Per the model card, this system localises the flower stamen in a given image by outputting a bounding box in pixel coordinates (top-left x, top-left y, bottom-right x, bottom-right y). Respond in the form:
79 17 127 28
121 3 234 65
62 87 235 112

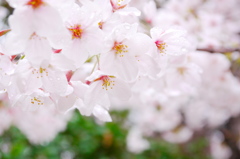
177 67 186 75
155 40 167 54
31 97 44 105
68 25 83 39
112 42 128 57
94 75 116 90
32 67 49 78
26 0 44 9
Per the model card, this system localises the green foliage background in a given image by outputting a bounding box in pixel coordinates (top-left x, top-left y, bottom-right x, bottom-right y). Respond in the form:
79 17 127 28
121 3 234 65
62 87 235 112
0 111 211 159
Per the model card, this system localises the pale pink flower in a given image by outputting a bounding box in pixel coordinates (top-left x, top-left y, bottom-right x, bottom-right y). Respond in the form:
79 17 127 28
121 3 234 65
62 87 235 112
162 126 193 143
3 0 71 59
12 106 71 144
127 127 149 153
84 70 131 115
100 23 155 81
150 26 190 56
61 5 105 67
12 59 69 96
210 131 232 159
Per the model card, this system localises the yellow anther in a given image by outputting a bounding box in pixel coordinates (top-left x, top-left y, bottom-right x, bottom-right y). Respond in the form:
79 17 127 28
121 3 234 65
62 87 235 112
156 41 167 54
112 42 128 57
177 67 187 75
68 25 83 39
26 0 44 9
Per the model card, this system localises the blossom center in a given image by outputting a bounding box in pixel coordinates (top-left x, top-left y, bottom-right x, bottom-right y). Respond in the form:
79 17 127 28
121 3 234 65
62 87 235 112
98 22 104 29
26 0 44 9
155 40 167 53
110 0 127 12
68 25 83 39
32 67 49 78
177 67 187 75
31 97 44 105
117 0 124 6
156 105 162 111
112 42 128 57
94 75 116 90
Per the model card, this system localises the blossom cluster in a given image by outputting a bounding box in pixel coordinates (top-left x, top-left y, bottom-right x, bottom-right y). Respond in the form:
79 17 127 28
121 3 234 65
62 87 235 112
0 0 239 158
123 0 240 157
0 0 195 143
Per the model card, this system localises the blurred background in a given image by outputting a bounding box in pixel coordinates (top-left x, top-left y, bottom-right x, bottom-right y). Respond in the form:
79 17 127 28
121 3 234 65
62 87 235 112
0 110 211 159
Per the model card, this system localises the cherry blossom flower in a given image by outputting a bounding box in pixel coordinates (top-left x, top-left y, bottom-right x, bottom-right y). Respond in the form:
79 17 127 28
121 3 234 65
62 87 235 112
84 70 131 115
61 5 105 68
162 126 193 143
210 131 232 159
127 127 149 153
12 106 71 144
150 26 191 56
11 59 70 96
3 0 71 59
100 23 156 81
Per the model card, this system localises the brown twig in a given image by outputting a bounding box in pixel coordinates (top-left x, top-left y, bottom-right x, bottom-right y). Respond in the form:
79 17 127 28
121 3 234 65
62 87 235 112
197 48 240 54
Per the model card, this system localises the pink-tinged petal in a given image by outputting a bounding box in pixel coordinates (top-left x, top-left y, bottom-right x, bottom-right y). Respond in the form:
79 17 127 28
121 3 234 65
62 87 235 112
84 82 106 109
108 78 131 101
3 32 28 55
8 7 35 35
0 108 12 135
25 35 53 67
83 26 106 56
51 54 76 71
0 54 14 74
127 127 150 153
6 0 29 8
62 40 89 67
14 90 52 111
75 98 90 116
137 54 159 78
116 7 141 16
131 76 151 92
97 93 110 110
42 69 68 95
86 70 105 81
24 69 42 93
7 77 23 105
47 28 72 49
162 28 187 40
150 27 164 40
57 94 76 113
127 33 155 56
113 23 138 42
34 5 65 37
70 63 93 82
117 54 139 82
99 51 118 75
0 73 11 90
71 81 88 99
12 106 69 144
93 105 112 122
